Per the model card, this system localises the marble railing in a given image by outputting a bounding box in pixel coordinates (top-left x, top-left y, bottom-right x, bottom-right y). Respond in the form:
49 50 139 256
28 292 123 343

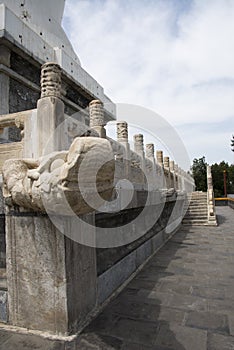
0 62 194 215
0 61 195 336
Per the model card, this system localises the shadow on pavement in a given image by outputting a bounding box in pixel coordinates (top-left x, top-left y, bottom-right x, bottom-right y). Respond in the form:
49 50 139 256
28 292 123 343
77 227 191 349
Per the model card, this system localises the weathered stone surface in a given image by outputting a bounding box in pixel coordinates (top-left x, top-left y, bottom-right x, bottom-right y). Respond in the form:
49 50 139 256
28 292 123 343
163 156 170 169
117 121 128 142
155 323 207 350
0 291 7 322
36 96 65 156
134 134 144 153
98 252 137 304
40 62 62 99
146 143 154 158
64 216 97 333
89 100 106 138
156 150 163 166
6 214 68 334
185 311 229 334
0 331 66 350
3 137 115 215
76 333 123 350
109 317 159 346
0 213 6 268
6 212 97 335
207 165 217 225
0 330 12 346
96 199 177 276
207 332 234 350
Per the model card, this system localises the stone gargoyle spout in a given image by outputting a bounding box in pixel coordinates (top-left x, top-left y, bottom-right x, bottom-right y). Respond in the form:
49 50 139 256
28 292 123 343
2 137 115 215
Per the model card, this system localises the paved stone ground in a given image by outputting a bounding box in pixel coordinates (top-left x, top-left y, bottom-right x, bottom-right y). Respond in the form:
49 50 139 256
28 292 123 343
0 206 234 349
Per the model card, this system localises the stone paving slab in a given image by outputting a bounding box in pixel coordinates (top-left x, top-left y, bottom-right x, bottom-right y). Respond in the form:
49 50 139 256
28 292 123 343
0 206 234 349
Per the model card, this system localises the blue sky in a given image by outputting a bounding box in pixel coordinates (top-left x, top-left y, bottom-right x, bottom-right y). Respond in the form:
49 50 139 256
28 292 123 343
63 0 234 166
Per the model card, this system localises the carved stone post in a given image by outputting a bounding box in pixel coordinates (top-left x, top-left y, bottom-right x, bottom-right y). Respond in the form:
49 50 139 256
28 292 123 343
169 160 175 172
170 160 176 189
146 143 156 187
134 134 145 185
146 143 154 158
40 63 62 99
89 100 106 138
156 150 165 188
163 156 170 170
163 156 170 189
178 167 184 191
134 134 144 153
174 163 179 190
36 62 65 157
156 150 163 167
117 121 128 143
207 165 217 225
117 121 130 178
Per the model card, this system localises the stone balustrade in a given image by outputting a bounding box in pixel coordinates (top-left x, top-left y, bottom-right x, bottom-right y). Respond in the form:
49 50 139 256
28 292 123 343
0 61 195 201
91 114 194 191
0 61 195 337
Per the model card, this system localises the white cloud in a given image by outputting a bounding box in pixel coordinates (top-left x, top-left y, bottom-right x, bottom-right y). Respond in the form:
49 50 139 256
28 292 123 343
63 0 234 165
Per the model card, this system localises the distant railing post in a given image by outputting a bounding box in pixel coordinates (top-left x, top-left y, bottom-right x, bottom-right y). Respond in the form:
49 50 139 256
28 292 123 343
207 165 217 225
174 164 179 190
134 134 145 185
170 160 176 189
146 143 156 188
156 150 165 188
117 121 130 179
163 156 170 189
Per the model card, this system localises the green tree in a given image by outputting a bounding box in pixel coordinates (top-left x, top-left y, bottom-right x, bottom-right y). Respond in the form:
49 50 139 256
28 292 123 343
211 162 234 197
191 157 207 191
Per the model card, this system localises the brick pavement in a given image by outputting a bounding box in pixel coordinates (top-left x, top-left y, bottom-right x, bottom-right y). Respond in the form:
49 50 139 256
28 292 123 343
0 206 234 349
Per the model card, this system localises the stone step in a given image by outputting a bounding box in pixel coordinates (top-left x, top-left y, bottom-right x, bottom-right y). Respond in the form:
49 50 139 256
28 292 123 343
191 194 207 198
182 219 208 225
190 197 207 199
189 200 207 204
184 217 208 222
191 196 207 200
185 213 207 218
186 208 208 213
187 209 208 213
191 191 207 195
188 205 207 209
190 196 207 199
191 193 207 196
187 204 208 208
186 216 208 219
183 192 210 226
190 198 207 202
